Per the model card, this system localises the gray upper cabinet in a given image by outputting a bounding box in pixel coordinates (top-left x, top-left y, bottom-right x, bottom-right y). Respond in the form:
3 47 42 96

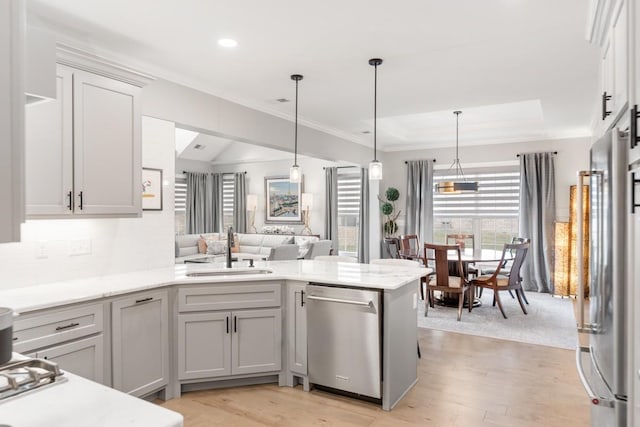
111 290 169 397
25 62 142 218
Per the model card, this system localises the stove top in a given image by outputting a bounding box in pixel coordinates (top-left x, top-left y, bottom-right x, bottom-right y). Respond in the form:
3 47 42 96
0 358 66 401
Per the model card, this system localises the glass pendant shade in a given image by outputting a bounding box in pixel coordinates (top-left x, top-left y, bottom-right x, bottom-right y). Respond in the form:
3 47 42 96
369 160 383 180
289 164 301 183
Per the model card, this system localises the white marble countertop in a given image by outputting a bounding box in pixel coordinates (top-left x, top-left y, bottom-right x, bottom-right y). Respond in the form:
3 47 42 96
0 260 429 314
0 366 183 427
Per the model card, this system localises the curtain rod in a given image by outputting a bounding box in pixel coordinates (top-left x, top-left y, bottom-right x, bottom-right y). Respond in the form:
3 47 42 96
182 171 247 174
404 159 437 164
516 151 557 158
322 166 358 170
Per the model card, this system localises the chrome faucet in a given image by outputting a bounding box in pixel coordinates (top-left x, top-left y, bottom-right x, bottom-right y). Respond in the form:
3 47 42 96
226 226 234 268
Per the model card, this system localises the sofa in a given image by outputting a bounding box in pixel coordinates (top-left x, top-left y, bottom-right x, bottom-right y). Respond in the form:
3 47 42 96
175 233 322 263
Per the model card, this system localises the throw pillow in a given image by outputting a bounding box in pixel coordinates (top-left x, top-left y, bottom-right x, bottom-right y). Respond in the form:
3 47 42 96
231 233 240 253
206 240 227 255
197 236 207 254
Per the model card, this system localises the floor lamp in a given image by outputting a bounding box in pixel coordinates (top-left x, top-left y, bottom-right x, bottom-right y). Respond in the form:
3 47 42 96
301 193 313 235
246 194 257 234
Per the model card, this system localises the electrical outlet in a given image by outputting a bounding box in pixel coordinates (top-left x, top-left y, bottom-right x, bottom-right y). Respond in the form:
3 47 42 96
69 239 91 256
35 242 48 259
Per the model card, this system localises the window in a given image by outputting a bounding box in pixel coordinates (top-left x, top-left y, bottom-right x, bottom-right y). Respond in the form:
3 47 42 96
222 174 235 231
337 169 361 257
433 166 520 250
175 175 187 235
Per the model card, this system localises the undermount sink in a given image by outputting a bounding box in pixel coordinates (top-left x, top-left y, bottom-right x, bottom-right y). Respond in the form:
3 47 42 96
185 269 273 277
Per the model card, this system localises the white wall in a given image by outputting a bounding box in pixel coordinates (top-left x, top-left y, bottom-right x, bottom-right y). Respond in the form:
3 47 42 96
209 157 337 237
0 116 176 290
175 158 215 174
380 136 591 230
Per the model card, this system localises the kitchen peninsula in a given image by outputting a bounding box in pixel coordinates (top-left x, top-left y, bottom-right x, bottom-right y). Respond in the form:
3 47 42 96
0 260 426 414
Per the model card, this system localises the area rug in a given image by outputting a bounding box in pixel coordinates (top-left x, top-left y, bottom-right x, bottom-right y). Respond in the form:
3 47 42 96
417 291 578 350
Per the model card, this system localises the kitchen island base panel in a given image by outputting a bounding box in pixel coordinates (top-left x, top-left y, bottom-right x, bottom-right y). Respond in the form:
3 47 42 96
383 279 419 411
180 374 279 395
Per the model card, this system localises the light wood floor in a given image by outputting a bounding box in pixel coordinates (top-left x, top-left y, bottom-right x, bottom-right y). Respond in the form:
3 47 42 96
158 328 589 426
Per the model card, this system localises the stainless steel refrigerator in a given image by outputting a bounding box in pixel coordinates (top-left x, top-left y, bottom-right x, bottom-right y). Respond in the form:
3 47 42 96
576 128 628 426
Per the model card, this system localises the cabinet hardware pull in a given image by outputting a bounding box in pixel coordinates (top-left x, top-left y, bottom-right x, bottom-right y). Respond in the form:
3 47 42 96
602 92 612 120
67 191 73 211
55 322 80 331
301 290 305 307
12 337 17 341
631 105 639 149
135 297 153 304
234 316 237 333
78 191 84 210
226 316 229 334
632 172 640 214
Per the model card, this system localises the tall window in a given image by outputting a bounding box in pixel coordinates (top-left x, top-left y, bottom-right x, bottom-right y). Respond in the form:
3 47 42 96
175 175 187 235
222 173 235 231
433 166 520 250
337 168 361 257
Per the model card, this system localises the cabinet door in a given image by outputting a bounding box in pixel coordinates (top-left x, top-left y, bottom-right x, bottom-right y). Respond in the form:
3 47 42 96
232 308 281 375
112 291 168 397
603 36 616 127
36 335 104 384
25 65 74 216
73 70 141 216
287 284 307 375
612 0 628 114
177 312 231 380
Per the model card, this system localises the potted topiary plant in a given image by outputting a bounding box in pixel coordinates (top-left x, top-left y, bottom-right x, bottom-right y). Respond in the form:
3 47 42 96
379 187 401 237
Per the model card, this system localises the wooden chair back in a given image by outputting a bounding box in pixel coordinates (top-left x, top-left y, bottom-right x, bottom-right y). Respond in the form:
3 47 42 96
506 241 529 286
423 243 465 288
399 234 420 256
446 234 475 250
383 237 401 259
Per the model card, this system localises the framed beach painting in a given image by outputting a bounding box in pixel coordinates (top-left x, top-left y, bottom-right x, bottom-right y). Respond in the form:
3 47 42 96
142 168 163 211
264 176 303 224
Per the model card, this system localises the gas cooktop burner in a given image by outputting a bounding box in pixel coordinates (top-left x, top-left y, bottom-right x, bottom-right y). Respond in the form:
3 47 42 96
0 358 66 401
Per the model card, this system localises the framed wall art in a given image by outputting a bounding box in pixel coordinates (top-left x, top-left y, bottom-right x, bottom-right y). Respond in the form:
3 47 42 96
264 175 303 224
142 167 163 211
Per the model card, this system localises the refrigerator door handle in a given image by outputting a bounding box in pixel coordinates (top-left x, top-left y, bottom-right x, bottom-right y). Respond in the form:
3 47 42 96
576 346 615 407
576 170 601 334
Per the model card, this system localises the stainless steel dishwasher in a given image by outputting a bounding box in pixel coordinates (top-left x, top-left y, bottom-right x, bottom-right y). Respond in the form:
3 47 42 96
307 284 381 399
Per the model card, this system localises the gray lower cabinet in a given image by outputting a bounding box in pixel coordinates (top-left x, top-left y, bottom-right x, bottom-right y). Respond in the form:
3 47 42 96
111 290 169 397
287 283 307 376
34 335 104 383
177 308 282 380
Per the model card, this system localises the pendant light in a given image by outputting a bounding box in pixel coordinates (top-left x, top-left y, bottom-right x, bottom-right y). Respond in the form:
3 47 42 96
436 111 479 193
289 74 303 183
368 58 383 180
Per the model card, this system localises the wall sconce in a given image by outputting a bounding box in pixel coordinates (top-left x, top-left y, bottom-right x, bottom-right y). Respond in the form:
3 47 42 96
554 184 589 296
301 193 313 235
246 194 258 234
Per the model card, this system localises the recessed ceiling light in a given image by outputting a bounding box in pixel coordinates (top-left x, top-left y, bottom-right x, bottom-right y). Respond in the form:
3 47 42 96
218 38 238 48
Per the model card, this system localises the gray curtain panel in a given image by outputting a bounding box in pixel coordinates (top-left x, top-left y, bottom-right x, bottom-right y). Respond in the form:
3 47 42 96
519 152 556 293
324 167 339 255
211 173 223 232
233 172 247 233
186 172 213 234
357 168 370 263
405 160 434 245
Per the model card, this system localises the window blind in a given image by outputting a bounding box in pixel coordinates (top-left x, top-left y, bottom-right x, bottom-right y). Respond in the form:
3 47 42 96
337 170 361 216
222 174 235 218
433 166 520 217
175 176 187 213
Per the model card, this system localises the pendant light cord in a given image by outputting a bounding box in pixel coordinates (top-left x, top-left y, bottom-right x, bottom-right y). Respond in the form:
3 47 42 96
294 78 299 165
373 63 377 161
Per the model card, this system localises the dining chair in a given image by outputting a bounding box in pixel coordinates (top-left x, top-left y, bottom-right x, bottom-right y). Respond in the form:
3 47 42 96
477 237 530 304
446 234 475 250
399 234 420 258
314 255 358 263
470 241 529 319
383 237 401 259
423 243 473 321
